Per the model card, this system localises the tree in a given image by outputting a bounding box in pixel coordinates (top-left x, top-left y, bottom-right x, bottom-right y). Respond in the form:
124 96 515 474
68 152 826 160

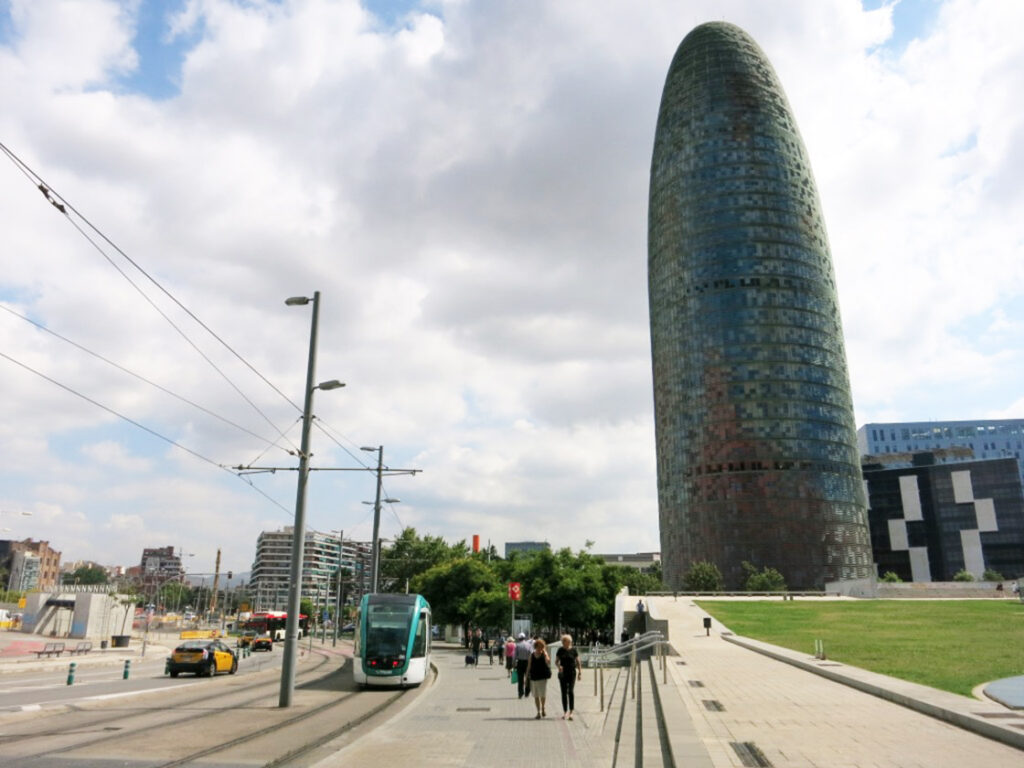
61 565 108 585
742 561 786 592
411 557 500 629
158 581 194 612
379 527 468 593
683 561 723 592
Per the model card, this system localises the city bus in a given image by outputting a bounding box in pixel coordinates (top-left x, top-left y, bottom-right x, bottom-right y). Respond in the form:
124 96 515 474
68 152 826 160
241 611 309 641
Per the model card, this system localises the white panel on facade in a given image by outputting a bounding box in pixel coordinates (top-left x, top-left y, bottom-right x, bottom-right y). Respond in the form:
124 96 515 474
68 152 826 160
960 528 985 578
909 547 932 582
888 519 909 551
898 475 923 521
974 498 998 532
951 470 974 504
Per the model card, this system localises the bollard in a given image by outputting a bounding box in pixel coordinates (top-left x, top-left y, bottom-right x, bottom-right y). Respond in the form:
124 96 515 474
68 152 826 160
164 657 170 676
123 659 131 680
599 666 605 712
66 661 76 686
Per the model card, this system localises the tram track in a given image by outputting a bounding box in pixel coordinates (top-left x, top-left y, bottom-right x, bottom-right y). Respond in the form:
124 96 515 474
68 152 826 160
0 649 338 764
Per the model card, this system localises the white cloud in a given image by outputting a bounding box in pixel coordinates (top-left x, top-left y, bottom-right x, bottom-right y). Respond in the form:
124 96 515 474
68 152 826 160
0 0 1021 573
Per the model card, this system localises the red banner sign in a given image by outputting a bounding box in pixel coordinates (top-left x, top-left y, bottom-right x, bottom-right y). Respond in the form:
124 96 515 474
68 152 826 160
508 582 522 601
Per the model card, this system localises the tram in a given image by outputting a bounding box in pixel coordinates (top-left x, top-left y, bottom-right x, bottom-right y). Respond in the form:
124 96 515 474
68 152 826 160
353 593 431 687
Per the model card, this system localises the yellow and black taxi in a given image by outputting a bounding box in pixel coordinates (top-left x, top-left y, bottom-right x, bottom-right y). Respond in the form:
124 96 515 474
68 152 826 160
237 630 257 649
168 639 238 677
252 633 274 651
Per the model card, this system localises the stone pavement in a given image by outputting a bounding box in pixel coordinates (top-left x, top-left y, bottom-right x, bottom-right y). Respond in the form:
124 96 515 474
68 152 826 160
0 628 174 674
315 643 620 768
649 596 1024 767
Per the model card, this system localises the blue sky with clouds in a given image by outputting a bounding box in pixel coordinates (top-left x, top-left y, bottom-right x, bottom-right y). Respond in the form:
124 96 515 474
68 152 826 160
1 0 1022 576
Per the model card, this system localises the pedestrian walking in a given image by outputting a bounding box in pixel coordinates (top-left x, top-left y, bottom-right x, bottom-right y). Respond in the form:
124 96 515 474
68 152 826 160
526 637 552 719
505 635 516 678
514 632 533 698
556 634 582 720
471 628 482 666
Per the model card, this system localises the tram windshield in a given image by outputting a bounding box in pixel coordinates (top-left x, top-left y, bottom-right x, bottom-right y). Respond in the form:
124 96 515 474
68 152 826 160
365 602 414 658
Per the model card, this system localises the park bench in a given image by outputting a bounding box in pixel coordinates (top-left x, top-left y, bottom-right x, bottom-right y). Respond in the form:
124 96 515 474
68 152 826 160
70 641 93 655
35 642 65 658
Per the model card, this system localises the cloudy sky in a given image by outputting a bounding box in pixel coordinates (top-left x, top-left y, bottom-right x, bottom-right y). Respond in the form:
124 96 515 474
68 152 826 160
1 0 1022 578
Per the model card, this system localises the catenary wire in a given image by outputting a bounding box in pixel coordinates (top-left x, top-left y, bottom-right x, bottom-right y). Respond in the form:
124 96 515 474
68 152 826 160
0 302 288 451
0 140 302 450
0 349 293 516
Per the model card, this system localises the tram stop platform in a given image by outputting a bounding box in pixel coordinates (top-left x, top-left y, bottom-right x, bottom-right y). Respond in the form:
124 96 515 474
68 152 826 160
317 642 624 767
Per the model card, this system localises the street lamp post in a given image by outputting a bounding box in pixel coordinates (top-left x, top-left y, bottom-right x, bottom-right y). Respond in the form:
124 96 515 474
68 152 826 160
359 448 401 594
279 291 344 709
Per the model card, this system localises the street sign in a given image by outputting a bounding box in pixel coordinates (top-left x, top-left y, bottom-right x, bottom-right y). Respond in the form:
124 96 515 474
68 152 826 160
508 582 521 601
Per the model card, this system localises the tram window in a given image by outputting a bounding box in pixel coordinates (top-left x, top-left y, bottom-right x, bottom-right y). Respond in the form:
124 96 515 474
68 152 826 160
412 613 427 657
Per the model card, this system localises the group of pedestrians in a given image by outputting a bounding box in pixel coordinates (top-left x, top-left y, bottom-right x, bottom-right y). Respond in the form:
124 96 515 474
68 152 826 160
505 632 582 720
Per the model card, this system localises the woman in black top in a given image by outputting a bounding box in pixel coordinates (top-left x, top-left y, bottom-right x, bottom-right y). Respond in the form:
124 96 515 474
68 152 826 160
525 637 552 718
555 634 582 719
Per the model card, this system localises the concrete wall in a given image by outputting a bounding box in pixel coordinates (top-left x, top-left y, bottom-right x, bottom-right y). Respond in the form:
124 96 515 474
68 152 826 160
21 592 135 638
875 581 1020 599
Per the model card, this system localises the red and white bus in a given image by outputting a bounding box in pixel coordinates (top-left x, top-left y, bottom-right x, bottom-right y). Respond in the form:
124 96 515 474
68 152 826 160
241 611 309 640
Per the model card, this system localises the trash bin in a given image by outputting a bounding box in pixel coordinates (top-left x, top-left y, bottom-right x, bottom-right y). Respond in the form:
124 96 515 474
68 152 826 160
111 635 131 648
100 640 109 650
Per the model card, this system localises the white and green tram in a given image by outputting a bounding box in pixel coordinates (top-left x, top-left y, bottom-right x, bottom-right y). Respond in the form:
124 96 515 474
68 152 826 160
353 593 431 687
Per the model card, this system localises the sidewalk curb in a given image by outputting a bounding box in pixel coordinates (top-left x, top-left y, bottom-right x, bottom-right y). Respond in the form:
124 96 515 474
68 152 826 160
722 633 1024 752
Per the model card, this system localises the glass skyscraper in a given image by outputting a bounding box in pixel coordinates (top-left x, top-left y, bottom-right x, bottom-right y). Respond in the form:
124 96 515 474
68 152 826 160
648 22 874 589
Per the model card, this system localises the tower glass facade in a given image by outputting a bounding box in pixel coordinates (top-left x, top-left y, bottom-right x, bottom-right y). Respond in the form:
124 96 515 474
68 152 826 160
648 22 874 589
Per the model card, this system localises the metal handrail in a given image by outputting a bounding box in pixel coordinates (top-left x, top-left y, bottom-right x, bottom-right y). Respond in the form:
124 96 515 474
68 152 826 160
586 630 665 667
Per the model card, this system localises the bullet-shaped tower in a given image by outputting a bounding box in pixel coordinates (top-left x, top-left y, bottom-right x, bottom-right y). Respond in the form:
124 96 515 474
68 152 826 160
648 22 874 589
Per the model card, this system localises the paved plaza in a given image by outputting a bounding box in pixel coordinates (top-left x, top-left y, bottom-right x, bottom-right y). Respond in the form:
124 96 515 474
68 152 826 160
3 600 1023 767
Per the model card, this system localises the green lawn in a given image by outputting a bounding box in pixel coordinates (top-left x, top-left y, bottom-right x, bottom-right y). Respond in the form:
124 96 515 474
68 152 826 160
696 600 1024 697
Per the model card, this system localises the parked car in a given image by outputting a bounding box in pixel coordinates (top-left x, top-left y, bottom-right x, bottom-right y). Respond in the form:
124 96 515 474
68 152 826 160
168 639 237 677
252 633 274 651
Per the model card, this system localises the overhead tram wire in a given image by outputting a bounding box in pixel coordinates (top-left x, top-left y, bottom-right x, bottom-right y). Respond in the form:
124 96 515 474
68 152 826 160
0 140 304 449
0 349 290 517
0 302 288 453
60 212 301 456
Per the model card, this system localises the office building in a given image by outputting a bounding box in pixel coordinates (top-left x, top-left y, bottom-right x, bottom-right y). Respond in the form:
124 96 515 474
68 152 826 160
0 538 62 590
858 419 1024 488
250 527 370 611
648 22 874 589
862 453 1024 580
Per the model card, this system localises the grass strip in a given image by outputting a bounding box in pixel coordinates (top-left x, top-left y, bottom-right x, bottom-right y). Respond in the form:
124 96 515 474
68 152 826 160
696 600 1024 697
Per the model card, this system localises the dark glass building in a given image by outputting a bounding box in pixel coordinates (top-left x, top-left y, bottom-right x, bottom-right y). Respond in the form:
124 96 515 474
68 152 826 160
648 22 874 589
863 455 1024 582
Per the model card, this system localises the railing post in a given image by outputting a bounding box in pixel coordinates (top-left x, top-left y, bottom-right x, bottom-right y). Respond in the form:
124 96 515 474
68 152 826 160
631 645 636 700
600 665 605 712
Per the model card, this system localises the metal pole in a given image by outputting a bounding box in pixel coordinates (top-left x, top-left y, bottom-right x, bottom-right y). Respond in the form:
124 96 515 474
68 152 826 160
369 446 384 593
333 531 343 648
279 290 321 708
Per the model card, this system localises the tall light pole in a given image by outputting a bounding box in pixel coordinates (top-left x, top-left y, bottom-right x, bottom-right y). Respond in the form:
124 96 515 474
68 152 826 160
361 446 385 593
332 530 344 647
279 291 344 708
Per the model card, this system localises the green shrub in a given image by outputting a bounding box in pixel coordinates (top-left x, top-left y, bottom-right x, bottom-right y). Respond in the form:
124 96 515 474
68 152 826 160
982 569 1004 581
682 561 723 592
742 561 786 591
952 569 975 582
879 571 902 583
